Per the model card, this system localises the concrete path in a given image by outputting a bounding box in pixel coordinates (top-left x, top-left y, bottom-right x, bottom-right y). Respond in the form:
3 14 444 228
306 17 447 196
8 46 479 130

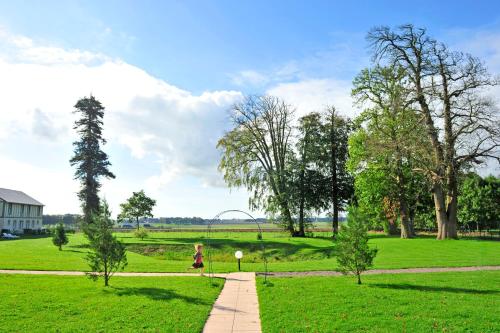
1 265 499 278
203 272 261 333
0 269 227 278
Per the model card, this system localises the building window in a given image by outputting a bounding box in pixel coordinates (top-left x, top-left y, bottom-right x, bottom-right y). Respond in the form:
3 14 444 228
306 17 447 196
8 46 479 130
27 206 31 216
7 220 10 225
38 206 41 216
13 220 17 229
20 221 23 229
8 203 12 216
21 205 25 216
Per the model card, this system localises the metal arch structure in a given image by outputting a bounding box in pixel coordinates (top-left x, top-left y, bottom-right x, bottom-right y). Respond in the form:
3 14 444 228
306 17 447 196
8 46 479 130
206 210 268 285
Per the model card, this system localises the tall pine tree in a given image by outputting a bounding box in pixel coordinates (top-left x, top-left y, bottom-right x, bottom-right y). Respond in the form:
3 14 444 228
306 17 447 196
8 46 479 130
322 107 354 236
70 95 115 230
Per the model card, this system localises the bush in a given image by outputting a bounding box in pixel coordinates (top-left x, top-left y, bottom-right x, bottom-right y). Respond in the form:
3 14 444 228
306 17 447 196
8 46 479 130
337 207 378 284
52 223 69 251
134 227 149 240
86 202 127 287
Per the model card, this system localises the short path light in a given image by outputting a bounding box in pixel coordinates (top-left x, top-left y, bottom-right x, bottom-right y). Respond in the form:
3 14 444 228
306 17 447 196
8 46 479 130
235 250 243 271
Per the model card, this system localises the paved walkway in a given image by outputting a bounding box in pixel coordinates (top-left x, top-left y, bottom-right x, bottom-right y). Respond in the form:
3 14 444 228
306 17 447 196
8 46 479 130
0 269 227 278
203 272 261 333
1 265 499 278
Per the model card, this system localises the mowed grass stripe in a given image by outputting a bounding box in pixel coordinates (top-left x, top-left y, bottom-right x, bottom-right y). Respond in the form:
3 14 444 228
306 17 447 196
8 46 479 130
0 275 223 333
257 271 500 333
0 232 498 272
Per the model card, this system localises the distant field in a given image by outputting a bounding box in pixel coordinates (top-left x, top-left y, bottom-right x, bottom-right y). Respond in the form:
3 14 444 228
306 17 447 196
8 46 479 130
257 271 500 332
0 232 498 272
0 275 223 333
127 222 334 231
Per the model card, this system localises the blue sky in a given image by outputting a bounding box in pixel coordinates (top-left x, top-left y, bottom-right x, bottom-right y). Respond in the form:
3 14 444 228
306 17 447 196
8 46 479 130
0 1 499 217
3 0 500 92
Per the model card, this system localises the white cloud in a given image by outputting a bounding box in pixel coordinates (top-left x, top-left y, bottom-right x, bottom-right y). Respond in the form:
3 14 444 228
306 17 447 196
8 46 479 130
230 69 269 86
267 78 358 118
0 29 243 215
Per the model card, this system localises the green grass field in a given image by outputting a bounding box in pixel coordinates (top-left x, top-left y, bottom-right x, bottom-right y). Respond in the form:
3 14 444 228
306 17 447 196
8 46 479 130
257 271 500 332
0 274 223 332
0 232 498 272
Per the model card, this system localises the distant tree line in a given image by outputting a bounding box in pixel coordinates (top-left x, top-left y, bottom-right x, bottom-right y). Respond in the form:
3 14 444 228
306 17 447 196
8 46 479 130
43 214 81 226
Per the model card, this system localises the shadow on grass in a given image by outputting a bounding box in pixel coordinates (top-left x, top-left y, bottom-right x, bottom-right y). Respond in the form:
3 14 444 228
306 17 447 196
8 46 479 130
109 287 210 304
68 244 90 249
63 249 87 254
370 283 499 295
124 237 337 263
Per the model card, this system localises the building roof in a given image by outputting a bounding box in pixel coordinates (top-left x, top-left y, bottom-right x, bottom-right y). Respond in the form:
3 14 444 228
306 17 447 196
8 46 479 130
0 188 43 206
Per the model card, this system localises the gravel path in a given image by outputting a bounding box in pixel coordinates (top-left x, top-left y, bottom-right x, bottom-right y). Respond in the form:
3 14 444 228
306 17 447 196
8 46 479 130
0 266 498 278
257 265 500 277
0 269 227 278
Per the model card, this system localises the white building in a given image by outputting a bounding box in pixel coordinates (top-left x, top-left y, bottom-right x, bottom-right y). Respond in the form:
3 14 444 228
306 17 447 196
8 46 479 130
0 188 44 233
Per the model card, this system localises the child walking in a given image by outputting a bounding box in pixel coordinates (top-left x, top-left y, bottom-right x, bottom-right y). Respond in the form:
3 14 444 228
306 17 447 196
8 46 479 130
190 244 204 276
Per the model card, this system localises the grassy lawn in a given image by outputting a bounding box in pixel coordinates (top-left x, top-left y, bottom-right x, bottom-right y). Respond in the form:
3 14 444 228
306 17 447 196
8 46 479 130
0 274 223 332
257 271 500 332
0 232 498 272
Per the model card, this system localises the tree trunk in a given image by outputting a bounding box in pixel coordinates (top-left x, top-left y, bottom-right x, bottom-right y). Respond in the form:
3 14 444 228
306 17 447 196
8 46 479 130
281 202 296 236
297 157 306 237
357 273 361 285
399 202 413 239
104 261 109 286
58 245 62 251
409 211 416 236
386 219 398 235
330 113 339 236
333 200 339 236
433 183 458 240
136 217 140 231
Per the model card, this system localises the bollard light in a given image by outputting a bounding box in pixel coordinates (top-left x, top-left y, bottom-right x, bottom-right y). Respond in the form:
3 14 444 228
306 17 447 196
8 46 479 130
235 251 243 271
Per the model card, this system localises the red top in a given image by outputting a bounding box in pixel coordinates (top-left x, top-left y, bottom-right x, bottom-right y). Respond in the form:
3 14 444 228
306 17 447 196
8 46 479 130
195 252 203 264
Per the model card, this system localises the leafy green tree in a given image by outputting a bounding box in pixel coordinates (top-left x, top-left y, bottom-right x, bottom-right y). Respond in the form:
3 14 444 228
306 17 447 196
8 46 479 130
459 173 500 231
52 223 69 251
86 201 127 287
368 25 500 239
321 107 354 235
134 227 149 240
290 112 327 236
118 190 156 230
336 207 378 284
351 65 431 238
70 95 115 229
218 95 296 235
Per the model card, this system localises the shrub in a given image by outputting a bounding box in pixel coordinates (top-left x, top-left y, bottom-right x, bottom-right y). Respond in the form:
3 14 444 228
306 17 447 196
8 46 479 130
86 202 127 287
134 227 149 240
52 223 69 251
337 207 378 284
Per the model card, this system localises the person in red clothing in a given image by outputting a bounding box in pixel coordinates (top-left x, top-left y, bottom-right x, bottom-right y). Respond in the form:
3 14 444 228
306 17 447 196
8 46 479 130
190 244 204 276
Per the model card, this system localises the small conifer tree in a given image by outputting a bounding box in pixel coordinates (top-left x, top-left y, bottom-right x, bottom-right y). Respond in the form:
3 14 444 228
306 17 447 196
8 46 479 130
337 207 377 284
86 201 127 286
52 223 69 251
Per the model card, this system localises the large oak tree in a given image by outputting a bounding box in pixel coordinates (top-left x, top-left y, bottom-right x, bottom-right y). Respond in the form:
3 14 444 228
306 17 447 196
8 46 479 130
218 95 296 235
368 25 500 239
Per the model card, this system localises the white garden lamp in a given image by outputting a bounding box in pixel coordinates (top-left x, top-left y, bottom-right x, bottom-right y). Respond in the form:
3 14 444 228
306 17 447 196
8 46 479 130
235 250 243 271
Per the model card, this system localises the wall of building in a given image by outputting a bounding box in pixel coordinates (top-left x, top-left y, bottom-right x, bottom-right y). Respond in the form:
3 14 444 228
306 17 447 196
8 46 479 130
0 203 43 233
